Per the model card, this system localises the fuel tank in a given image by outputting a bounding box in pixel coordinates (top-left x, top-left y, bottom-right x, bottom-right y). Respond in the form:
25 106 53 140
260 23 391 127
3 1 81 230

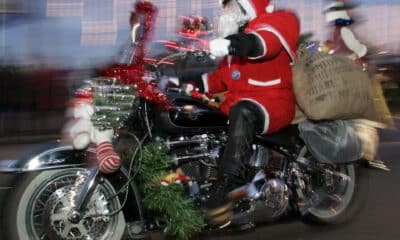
153 92 228 136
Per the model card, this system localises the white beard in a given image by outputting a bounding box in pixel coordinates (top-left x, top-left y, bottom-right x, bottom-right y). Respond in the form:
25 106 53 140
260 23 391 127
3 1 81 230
217 1 250 38
218 14 241 38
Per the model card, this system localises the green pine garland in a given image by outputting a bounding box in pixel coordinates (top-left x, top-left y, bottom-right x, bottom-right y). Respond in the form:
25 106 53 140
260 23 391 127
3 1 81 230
123 143 205 239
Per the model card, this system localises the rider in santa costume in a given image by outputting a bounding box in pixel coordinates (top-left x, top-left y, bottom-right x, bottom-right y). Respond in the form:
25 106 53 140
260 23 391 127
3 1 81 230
191 0 300 224
205 0 299 134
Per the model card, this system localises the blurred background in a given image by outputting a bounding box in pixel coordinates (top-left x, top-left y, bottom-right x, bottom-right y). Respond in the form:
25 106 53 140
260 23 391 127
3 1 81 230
0 0 399 143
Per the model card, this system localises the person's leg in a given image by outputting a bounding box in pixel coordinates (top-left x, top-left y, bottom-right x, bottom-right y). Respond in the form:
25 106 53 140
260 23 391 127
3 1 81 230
219 101 264 180
203 101 264 224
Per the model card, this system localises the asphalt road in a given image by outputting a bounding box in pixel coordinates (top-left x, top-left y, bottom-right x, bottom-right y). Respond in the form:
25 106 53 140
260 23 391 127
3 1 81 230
0 138 399 240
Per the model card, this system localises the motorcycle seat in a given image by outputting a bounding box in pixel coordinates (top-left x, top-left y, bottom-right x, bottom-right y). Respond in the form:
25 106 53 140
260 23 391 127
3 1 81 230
255 124 299 152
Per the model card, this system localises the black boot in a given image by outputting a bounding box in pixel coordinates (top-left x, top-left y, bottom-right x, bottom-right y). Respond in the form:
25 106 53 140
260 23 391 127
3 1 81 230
201 174 244 225
220 101 264 178
202 101 264 225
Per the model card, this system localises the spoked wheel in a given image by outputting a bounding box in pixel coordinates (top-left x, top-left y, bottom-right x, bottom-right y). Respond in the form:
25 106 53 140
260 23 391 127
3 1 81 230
303 163 369 224
4 168 126 240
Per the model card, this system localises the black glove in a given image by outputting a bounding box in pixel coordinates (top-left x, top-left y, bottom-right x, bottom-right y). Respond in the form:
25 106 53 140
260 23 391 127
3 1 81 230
225 33 263 58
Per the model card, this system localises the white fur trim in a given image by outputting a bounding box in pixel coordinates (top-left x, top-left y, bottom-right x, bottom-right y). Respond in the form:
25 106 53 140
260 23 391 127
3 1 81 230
210 38 231 57
66 103 94 119
201 73 209 93
238 0 257 20
91 128 113 144
69 119 93 149
256 25 296 63
266 4 275 13
325 10 351 23
248 78 281 87
72 133 90 150
324 1 344 11
240 98 270 134
341 27 367 58
248 31 267 59
356 45 367 58
70 119 93 136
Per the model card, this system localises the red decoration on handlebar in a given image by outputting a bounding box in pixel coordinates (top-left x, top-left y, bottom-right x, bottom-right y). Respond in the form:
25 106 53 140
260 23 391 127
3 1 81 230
102 1 173 110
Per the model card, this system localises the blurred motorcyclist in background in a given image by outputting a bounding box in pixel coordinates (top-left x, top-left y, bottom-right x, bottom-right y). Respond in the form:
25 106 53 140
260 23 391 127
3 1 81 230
323 0 367 64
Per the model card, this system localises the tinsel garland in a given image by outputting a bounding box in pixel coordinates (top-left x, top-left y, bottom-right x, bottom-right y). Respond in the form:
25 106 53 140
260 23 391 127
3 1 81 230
102 1 173 111
122 143 205 239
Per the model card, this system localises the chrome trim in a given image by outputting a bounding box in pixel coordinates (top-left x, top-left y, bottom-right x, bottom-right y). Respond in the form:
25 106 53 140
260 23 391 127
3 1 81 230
0 145 94 173
369 160 390 172
0 164 87 173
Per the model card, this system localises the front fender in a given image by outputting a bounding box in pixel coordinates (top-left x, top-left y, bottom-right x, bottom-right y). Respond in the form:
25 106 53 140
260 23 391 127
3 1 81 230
0 141 90 173
0 141 145 222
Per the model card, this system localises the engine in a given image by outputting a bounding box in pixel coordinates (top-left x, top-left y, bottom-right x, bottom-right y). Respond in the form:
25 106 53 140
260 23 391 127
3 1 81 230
163 133 227 181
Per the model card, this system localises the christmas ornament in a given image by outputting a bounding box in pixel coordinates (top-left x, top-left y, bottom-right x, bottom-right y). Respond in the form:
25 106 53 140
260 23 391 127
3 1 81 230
63 90 95 150
160 169 190 186
123 143 205 239
96 141 121 174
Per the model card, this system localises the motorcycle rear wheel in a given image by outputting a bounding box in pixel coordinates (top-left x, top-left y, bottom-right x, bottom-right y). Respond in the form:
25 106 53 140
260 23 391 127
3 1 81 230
3 168 126 240
302 163 369 225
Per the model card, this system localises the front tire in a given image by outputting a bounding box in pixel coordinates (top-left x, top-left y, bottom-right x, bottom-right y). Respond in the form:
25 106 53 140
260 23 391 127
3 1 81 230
303 164 369 225
3 168 126 240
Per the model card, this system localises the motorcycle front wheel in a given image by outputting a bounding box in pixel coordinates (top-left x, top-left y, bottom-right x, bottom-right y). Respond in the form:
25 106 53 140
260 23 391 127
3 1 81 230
3 168 126 240
302 163 369 225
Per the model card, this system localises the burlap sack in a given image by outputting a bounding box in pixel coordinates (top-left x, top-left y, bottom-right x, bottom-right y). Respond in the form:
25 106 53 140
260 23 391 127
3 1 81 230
365 75 395 128
349 119 382 162
291 105 307 124
293 51 375 121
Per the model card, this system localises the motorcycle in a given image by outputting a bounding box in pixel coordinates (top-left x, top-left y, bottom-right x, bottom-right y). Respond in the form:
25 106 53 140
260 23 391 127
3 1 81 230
0 1 388 240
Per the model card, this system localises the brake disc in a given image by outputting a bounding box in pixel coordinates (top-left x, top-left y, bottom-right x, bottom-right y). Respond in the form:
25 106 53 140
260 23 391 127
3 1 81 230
44 186 111 240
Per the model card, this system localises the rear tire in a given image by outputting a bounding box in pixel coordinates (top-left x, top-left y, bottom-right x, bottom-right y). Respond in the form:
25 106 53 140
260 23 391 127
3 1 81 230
303 164 369 225
3 168 126 240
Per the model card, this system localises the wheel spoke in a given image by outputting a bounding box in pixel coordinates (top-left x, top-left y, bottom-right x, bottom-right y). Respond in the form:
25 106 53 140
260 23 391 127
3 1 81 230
24 169 122 240
36 199 46 207
307 164 356 219
328 193 343 203
40 233 47 240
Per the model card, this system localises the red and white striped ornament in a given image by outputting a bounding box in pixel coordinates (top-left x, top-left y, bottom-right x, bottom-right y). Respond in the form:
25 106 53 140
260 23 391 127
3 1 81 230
96 141 121 174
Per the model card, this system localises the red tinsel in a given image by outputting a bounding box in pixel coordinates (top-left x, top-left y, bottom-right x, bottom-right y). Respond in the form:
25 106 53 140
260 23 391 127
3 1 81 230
189 90 204 100
102 1 172 110
74 90 93 101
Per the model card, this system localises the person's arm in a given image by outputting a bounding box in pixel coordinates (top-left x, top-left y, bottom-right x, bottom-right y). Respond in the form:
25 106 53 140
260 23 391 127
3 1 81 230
209 33 264 58
180 60 228 94
341 27 367 58
242 13 300 62
225 33 264 57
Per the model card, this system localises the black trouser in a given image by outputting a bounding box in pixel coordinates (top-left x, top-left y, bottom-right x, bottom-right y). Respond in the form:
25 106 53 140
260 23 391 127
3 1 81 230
219 101 264 180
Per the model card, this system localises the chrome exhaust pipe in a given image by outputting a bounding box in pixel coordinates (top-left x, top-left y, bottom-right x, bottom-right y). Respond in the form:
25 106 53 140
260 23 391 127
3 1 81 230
170 153 210 168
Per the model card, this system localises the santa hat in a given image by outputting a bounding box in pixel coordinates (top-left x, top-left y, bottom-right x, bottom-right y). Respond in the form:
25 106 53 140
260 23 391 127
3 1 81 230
221 0 274 20
324 1 357 23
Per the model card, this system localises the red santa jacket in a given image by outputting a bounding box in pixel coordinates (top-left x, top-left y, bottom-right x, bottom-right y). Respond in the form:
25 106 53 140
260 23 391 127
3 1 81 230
202 9 300 134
